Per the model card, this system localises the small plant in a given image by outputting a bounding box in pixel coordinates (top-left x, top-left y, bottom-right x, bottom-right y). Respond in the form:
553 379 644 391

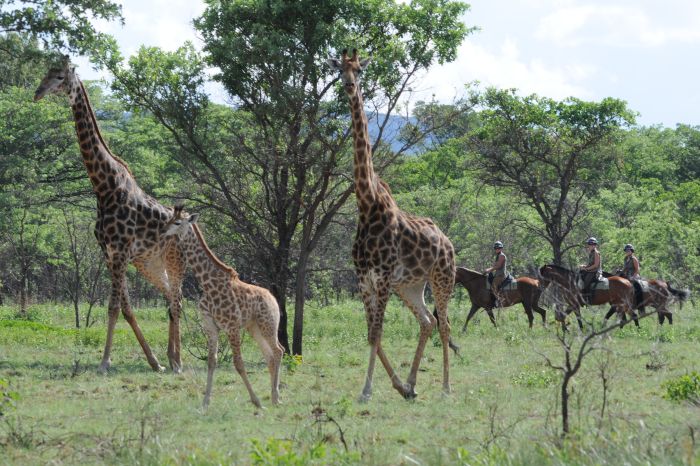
662 371 700 403
0 379 19 417
283 354 303 374
249 438 358 465
511 366 555 388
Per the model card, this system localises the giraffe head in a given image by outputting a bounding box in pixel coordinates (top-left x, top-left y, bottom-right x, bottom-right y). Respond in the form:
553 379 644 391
327 49 370 95
164 212 200 239
34 55 77 101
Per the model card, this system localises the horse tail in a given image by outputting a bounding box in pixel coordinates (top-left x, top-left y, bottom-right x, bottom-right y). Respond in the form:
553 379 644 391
667 283 690 304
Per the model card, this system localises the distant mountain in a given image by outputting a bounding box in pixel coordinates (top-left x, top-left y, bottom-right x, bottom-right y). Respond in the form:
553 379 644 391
367 113 416 154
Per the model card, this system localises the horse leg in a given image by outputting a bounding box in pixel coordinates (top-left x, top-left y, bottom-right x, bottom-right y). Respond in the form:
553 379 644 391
605 306 614 320
485 308 497 327
462 304 481 333
522 304 534 329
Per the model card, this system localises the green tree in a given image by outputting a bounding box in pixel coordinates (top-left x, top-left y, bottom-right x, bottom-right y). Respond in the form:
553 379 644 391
0 0 122 60
108 0 473 354
468 88 635 265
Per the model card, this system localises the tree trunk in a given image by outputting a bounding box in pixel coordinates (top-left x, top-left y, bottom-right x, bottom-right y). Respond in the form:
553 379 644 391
19 271 28 317
73 300 81 329
552 235 564 266
292 251 311 355
561 373 571 435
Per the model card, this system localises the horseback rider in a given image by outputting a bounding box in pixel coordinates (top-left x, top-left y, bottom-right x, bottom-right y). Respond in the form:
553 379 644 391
620 244 641 280
579 237 602 303
485 241 507 305
619 243 643 311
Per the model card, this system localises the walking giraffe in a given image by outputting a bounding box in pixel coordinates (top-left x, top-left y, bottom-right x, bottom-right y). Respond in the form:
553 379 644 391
34 57 184 373
163 208 283 408
328 49 455 401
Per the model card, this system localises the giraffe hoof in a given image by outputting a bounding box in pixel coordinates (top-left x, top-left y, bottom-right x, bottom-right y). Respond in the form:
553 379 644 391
97 361 111 374
152 364 166 373
358 392 372 403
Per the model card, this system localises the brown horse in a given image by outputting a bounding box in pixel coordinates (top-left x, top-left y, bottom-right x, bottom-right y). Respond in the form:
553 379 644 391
539 264 635 329
602 274 690 326
455 267 547 332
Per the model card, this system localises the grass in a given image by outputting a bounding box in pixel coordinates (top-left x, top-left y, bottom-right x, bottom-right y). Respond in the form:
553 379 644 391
0 298 698 465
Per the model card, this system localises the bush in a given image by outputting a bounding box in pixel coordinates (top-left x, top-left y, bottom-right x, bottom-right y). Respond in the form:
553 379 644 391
662 371 700 403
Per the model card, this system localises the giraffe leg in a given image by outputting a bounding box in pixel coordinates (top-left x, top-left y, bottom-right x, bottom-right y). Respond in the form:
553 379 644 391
99 261 124 373
164 244 185 373
119 276 164 372
134 248 184 373
201 312 218 409
396 283 436 394
228 328 261 408
360 284 405 401
432 276 453 395
249 322 284 405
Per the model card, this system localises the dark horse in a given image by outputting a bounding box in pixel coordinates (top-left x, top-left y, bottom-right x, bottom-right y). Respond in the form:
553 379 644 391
602 273 690 326
539 264 635 329
455 267 547 332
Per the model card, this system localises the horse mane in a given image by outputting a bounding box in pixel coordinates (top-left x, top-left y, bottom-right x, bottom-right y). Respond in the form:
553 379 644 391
542 263 575 276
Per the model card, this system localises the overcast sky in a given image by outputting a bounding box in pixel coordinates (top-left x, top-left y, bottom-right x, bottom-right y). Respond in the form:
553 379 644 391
76 0 700 127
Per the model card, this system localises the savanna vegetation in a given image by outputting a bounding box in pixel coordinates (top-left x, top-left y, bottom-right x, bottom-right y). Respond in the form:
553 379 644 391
1 0 698 464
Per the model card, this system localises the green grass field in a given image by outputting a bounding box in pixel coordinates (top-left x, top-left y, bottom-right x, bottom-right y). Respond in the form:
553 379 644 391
1 297 698 465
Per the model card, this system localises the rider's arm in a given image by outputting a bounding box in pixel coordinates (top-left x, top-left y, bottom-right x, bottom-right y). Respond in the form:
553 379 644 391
584 251 600 271
633 256 640 276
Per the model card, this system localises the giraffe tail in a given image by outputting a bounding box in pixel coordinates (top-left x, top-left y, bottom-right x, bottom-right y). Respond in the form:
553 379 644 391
432 308 460 357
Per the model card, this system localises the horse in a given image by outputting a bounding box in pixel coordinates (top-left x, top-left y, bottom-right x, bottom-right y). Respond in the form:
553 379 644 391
538 264 635 329
454 266 547 332
602 272 690 326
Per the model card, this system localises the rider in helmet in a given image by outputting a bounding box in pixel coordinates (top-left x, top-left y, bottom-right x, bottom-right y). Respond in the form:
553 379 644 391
579 237 602 303
620 244 641 280
485 241 507 305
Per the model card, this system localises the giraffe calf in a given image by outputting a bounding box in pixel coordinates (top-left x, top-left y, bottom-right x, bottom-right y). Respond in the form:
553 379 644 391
164 213 283 408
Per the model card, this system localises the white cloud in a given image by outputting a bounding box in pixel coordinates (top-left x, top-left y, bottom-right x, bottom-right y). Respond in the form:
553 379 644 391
536 3 700 47
418 38 595 104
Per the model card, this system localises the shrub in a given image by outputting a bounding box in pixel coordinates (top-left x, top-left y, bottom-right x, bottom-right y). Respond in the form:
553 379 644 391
662 371 700 403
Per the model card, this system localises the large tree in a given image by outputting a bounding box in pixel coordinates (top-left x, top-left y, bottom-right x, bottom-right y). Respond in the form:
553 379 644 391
468 88 635 265
107 0 473 354
0 0 122 59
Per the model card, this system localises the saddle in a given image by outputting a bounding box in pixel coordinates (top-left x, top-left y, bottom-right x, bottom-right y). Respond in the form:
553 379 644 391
487 273 516 291
576 275 609 290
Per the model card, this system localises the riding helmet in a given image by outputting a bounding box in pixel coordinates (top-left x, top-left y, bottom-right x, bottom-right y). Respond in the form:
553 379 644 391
623 243 634 252
585 237 598 245
494 241 504 249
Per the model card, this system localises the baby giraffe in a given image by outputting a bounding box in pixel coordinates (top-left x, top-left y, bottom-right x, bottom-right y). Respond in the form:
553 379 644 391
164 211 283 408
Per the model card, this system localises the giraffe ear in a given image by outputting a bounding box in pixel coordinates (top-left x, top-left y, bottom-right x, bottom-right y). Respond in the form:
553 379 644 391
187 213 200 224
359 57 371 70
326 58 342 72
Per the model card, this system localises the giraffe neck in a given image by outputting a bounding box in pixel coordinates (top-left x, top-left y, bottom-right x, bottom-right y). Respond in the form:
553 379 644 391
349 89 377 209
68 78 134 192
181 224 238 285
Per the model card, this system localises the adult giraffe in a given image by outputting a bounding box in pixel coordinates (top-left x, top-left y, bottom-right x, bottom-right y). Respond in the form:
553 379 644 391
34 57 184 373
328 49 455 401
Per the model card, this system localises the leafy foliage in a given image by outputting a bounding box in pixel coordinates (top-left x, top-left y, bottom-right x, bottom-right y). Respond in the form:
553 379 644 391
662 371 700 403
